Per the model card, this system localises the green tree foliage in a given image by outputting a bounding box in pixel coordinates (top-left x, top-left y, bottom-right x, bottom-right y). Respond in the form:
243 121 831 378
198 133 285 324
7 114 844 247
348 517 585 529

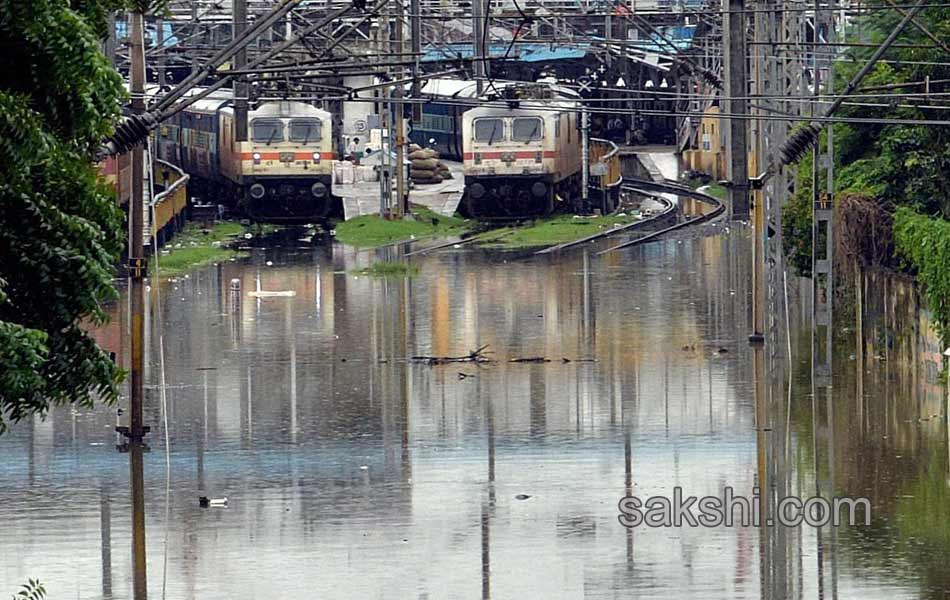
782 6 950 272
0 0 127 432
10 580 46 600
832 7 950 214
894 207 950 347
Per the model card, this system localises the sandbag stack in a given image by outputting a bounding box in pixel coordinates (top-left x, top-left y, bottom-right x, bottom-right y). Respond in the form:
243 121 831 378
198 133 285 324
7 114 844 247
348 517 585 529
409 144 452 185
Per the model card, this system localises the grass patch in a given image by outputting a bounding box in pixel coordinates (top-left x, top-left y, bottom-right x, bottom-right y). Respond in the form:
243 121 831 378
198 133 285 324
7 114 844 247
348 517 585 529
482 213 642 248
334 205 470 247
152 220 247 277
351 261 419 278
699 182 727 200
684 174 727 201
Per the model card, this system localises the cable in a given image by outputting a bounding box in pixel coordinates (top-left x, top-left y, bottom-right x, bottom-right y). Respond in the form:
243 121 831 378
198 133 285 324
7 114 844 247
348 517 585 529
779 0 932 165
145 137 172 600
298 92 950 126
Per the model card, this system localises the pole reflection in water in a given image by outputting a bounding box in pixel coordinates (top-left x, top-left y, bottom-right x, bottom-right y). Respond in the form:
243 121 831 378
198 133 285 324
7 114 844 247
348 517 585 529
100 485 112 599
130 437 147 600
3 230 950 599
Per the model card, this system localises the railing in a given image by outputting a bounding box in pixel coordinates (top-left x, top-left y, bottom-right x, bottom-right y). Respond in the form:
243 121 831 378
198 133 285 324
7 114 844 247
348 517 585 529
589 137 623 188
149 159 189 244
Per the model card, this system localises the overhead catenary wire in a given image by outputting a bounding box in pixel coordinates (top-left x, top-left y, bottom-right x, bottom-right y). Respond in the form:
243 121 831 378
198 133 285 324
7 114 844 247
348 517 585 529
268 92 950 127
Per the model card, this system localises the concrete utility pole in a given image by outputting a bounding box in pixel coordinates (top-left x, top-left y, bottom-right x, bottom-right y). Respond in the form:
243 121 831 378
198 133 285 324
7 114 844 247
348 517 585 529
378 12 392 218
155 16 165 87
126 10 149 600
473 0 486 95
394 0 407 218
722 0 750 219
105 12 117 67
410 0 422 124
581 105 590 213
234 0 249 141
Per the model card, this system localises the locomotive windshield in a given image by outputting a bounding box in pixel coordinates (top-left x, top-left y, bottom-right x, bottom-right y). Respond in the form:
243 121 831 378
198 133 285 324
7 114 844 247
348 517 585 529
512 117 542 142
251 119 284 144
473 118 504 144
289 119 322 144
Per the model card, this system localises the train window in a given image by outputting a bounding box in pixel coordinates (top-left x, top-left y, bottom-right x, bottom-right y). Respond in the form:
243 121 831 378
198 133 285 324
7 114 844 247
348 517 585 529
289 119 322 143
251 119 284 144
511 117 542 142
473 118 504 144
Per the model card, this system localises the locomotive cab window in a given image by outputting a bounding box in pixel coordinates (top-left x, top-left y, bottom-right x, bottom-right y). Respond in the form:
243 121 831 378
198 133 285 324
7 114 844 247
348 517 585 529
251 119 285 144
289 119 322 144
473 118 504 144
512 117 542 142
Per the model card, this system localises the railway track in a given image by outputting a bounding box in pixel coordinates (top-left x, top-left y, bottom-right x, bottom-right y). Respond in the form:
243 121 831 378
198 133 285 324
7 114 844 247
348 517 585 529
534 184 676 254
596 178 725 255
376 177 724 257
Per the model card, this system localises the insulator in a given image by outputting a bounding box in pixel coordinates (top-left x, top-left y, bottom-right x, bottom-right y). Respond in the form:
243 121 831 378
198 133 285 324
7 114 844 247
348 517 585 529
700 69 723 89
101 112 159 156
779 123 821 166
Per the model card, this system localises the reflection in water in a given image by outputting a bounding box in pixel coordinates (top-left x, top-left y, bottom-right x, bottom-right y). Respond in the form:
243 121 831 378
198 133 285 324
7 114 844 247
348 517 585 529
0 231 946 599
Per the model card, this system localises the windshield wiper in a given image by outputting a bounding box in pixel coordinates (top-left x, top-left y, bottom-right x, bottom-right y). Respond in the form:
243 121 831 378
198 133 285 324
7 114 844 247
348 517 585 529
266 127 278 146
488 124 498 146
525 122 538 144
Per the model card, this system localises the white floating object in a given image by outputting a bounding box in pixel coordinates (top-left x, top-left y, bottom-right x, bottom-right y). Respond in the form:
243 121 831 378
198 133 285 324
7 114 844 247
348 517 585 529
453 244 461 249
359 465 369 470
200 496 229 508
266 261 274 266
244 233 253 239
248 290 296 298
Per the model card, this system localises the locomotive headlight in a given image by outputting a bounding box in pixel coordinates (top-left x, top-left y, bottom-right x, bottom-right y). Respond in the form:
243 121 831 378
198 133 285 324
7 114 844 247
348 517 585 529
312 152 321 163
469 183 486 200
252 152 262 164
474 152 482 165
311 182 328 197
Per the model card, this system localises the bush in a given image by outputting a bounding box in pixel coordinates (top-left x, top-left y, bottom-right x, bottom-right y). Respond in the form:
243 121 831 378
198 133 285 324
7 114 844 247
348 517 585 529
893 207 950 347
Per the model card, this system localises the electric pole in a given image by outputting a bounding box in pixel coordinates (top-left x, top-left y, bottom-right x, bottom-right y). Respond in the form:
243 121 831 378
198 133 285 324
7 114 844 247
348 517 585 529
127 9 149 600
410 0 422 124
722 0 750 219
156 16 165 87
581 104 590 213
394 0 407 217
378 12 392 218
234 0 249 141
473 0 486 95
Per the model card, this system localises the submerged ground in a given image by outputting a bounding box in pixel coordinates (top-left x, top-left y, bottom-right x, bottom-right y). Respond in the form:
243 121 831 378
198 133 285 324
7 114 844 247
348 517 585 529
0 227 946 599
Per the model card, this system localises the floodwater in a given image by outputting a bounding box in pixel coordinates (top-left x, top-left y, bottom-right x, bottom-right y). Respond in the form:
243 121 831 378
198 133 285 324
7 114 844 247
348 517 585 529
1 227 948 599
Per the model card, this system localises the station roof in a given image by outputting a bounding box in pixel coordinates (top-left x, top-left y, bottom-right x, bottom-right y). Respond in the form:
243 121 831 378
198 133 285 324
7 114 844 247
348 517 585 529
421 42 592 64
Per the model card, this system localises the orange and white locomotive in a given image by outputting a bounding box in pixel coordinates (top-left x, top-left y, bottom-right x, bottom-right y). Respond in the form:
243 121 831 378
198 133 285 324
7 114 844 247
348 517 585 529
156 89 338 223
461 84 582 219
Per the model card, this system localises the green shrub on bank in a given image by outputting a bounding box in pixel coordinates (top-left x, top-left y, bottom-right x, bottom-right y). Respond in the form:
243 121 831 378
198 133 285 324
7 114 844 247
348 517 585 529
894 207 950 347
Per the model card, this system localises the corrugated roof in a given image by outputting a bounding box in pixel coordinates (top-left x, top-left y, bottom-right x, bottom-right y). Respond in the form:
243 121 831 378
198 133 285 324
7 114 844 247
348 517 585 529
422 42 591 63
